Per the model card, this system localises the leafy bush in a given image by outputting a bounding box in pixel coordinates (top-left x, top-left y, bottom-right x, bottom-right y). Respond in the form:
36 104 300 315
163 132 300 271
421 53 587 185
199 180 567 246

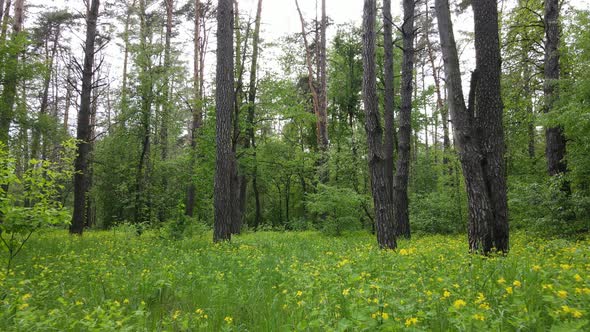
0 141 73 272
509 175 590 237
306 185 366 236
410 190 467 235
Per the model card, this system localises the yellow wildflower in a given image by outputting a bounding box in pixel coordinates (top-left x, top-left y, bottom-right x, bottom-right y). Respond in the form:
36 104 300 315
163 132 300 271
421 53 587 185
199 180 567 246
505 287 513 295
479 302 491 310
497 277 506 284
18 303 29 310
442 290 451 299
21 293 32 301
172 310 181 320
453 299 467 309
475 292 486 304
382 312 389 320
224 316 233 324
472 313 485 321
342 288 350 296
296 290 303 297
513 280 521 288
532 265 541 271
557 290 568 299
574 274 583 282
405 317 418 327
572 309 583 318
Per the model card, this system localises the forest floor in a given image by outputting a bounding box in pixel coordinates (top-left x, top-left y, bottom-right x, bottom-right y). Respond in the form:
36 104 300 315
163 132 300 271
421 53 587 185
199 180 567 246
0 229 589 331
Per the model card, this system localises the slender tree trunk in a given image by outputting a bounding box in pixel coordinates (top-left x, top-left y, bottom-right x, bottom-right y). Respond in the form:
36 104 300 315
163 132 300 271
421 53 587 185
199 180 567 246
214 0 235 242
247 0 263 228
0 0 23 146
71 0 99 235
383 0 395 201
31 25 60 161
362 0 396 250
161 0 173 161
543 0 567 181
185 0 202 217
392 0 414 239
295 0 321 150
134 0 154 226
120 0 136 116
0 0 12 43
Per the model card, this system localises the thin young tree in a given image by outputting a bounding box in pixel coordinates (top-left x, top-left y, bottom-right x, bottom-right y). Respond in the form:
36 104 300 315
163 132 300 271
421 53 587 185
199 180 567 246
362 0 396 250
214 0 235 242
71 0 100 235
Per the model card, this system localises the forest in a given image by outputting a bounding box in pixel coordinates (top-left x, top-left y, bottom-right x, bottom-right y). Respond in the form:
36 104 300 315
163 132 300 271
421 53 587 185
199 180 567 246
0 0 589 330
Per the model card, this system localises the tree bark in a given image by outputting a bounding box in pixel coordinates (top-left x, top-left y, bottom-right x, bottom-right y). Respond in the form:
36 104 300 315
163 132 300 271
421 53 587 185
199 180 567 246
383 0 395 201
435 0 509 254
71 0 99 235
543 0 567 180
392 0 415 239
362 0 396 250
214 0 234 242
472 0 509 252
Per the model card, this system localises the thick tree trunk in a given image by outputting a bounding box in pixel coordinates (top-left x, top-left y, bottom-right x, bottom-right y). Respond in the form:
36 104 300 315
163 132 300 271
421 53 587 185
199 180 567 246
472 0 509 252
543 0 567 180
392 0 415 239
383 0 395 201
186 0 202 218
71 0 99 235
436 0 508 254
214 0 234 242
362 0 396 250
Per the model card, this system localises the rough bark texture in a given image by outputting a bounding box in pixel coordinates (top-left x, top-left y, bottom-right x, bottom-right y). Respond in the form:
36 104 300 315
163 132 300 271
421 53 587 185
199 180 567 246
383 0 395 201
543 0 567 179
472 0 509 252
435 0 508 254
161 0 173 161
185 0 202 218
393 0 415 239
214 0 234 242
71 0 99 235
362 0 396 250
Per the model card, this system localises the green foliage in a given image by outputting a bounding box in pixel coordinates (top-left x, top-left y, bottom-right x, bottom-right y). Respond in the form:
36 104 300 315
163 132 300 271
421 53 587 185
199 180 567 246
1 230 589 330
509 175 590 237
0 141 73 272
306 185 367 236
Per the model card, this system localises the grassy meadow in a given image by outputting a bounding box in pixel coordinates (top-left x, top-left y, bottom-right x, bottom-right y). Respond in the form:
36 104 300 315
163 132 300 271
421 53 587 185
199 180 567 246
0 229 589 331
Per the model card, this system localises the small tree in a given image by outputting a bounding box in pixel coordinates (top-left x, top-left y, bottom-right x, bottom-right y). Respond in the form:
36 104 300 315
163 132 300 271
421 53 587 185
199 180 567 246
0 141 73 273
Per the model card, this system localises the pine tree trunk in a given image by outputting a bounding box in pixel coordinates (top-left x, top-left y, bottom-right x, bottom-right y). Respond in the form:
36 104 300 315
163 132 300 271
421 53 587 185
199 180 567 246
71 0 99 235
214 0 235 242
393 0 415 239
383 0 395 201
472 0 509 252
436 0 509 254
362 0 396 250
543 0 567 181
